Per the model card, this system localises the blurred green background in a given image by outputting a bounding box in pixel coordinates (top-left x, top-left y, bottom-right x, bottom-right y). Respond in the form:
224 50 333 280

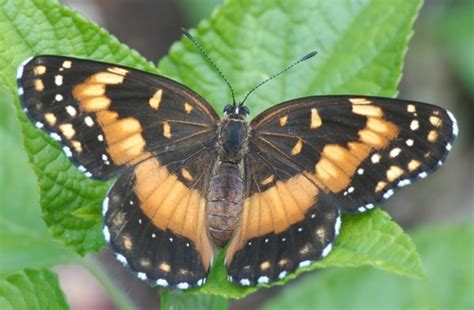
0 0 472 309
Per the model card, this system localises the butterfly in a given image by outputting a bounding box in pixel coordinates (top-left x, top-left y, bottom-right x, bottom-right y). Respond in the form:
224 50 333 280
17 48 458 289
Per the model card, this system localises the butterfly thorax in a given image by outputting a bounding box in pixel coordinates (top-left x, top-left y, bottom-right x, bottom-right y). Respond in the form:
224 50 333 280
218 118 249 162
207 118 249 247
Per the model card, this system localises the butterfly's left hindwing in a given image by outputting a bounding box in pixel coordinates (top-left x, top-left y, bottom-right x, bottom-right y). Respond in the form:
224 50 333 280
104 152 217 289
226 96 457 285
17 55 221 289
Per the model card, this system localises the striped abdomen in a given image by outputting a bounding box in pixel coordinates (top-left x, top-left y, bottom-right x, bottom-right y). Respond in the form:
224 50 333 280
207 162 244 247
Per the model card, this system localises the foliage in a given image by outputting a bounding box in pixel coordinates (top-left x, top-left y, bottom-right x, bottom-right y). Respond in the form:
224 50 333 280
0 269 68 309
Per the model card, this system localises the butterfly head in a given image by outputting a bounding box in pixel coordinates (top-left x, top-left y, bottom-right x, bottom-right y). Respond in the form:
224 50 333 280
223 104 249 120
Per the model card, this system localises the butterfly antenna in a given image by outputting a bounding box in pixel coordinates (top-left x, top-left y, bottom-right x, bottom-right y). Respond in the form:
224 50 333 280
181 28 237 106
239 51 317 107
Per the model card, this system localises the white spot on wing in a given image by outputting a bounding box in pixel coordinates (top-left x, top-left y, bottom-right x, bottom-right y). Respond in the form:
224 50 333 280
278 271 287 279
62 146 72 157
18 87 24 95
97 134 104 141
371 153 381 164
35 121 44 129
358 206 366 212
84 116 94 127
65 105 77 116
383 189 394 199
240 279 251 286
85 171 92 178
17 56 33 79
137 272 147 281
55 94 63 101
446 143 452 151
257 276 269 284
418 171 428 179
116 254 127 266
357 168 364 175
410 119 419 131
102 226 110 242
406 139 414 147
398 179 411 187
335 215 341 235
298 260 311 268
102 197 109 216
321 244 333 257
50 133 61 141
156 279 168 287
447 110 459 136
54 75 63 86
389 147 402 158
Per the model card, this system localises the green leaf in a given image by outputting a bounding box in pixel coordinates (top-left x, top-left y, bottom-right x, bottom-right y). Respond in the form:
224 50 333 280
0 86 78 276
0 269 69 309
160 0 423 115
0 0 424 299
161 290 228 310
0 85 16 134
261 223 474 309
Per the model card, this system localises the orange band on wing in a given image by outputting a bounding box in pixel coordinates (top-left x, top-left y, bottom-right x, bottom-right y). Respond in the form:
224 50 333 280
133 158 213 267
226 174 318 263
305 115 399 193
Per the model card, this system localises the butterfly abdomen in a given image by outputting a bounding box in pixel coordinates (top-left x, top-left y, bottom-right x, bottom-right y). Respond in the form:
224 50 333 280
207 162 244 247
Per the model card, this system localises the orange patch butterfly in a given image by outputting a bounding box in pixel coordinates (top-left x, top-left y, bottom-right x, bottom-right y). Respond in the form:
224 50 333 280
17 34 457 289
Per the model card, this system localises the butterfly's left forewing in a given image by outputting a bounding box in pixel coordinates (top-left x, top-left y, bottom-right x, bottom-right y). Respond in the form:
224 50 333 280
18 55 218 179
226 96 457 285
17 56 220 288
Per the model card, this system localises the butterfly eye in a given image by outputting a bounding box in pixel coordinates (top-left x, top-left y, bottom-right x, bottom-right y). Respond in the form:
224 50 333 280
240 106 249 115
223 104 234 114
